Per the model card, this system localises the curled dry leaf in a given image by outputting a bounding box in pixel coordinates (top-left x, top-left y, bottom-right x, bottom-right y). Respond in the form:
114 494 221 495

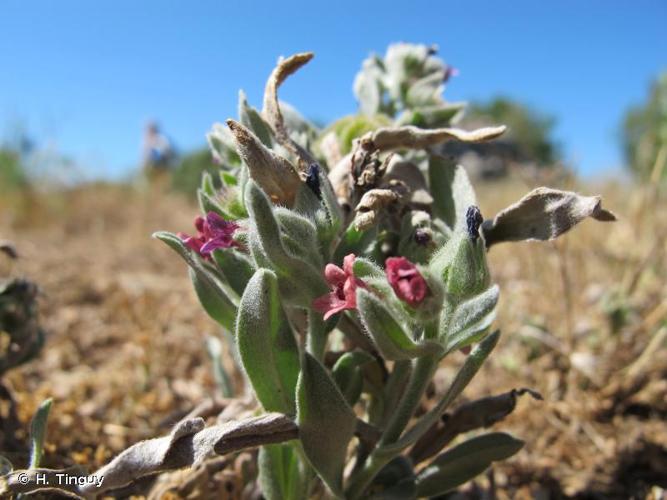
2 414 297 498
482 187 617 247
410 388 543 464
226 119 302 206
262 52 317 169
353 187 403 230
368 124 507 151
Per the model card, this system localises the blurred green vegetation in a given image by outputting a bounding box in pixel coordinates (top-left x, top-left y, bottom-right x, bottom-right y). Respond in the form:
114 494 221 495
170 147 220 194
0 148 29 194
622 72 667 181
462 97 559 165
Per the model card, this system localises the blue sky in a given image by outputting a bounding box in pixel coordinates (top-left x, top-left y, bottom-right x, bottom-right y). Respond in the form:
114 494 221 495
1 0 665 178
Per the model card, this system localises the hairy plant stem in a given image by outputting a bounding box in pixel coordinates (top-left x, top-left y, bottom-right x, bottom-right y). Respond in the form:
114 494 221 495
346 354 438 499
306 309 327 362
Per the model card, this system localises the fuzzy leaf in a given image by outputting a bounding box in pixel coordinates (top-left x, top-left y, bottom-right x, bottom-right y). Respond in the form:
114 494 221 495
189 268 238 332
482 187 616 247
239 89 273 148
415 432 524 497
211 248 255 298
275 208 323 269
236 269 299 414
154 231 237 330
332 351 374 406
197 189 232 220
441 285 499 353
379 330 500 455
354 56 384 116
258 444 307 500
428 156 476 230
357 289 444 360
28 398 52 469
370 124 506 151
246 182 327 305
200 171 216 196
296 353 356 497
396 102 465 128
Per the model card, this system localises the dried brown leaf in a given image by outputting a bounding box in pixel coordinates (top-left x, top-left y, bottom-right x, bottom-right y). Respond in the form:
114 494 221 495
226 119 302 206
482 187 617 247
262 52 317 169
2 414 297 498
369 124 507 151
410 388 542 464
353 188 401 230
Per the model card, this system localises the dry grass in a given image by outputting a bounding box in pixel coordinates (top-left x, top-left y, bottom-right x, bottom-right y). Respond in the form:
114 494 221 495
1 177 665 499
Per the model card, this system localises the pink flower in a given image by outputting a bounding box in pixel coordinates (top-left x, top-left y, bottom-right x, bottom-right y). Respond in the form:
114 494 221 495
313 254 367 320
385 257 429 307
178 212 239 258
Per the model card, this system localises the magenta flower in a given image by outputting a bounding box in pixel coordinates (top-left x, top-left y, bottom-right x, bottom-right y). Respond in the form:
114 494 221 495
313 254 367 320
385 257 429 308
178 212 239 258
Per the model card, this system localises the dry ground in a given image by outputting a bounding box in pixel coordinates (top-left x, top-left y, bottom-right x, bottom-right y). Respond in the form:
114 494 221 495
1 177 665 499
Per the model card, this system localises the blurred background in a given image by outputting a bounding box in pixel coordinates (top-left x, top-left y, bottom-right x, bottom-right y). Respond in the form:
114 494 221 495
1 0 665 188
1 1 666 499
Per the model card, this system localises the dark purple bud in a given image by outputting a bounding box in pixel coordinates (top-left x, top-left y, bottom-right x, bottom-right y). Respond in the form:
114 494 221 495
306 163 322 199
414 229 431 245
466 206 483 242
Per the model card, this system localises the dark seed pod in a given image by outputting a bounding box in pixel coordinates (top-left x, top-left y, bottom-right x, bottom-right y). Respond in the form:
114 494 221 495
306 163 322 199
466 206 483 242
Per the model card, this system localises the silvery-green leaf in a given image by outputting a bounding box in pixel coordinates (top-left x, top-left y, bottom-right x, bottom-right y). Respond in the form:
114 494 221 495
200 170 216 196
206 122 238 166
258 443 308 500
357 289 444 361
396 102 465 128
441 285 499 353
370 124 506 152
238 89 273 148
246 182 327 305
352 257 384 279
428 156 476 230
29 398 52 469
153 231 237 331
406 71 444 107
354 56 384 116
429 231 490 301
379 331 500 455
332 351 374 406
197 188 232 220
236 269 299 414
415 432 524 497
482 187 616 247
211 248 254 298
296 353 356 497
190 268 237 332
275 208 323 269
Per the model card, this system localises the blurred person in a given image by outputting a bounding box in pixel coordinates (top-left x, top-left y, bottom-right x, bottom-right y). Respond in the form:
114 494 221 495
141 121 174 187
